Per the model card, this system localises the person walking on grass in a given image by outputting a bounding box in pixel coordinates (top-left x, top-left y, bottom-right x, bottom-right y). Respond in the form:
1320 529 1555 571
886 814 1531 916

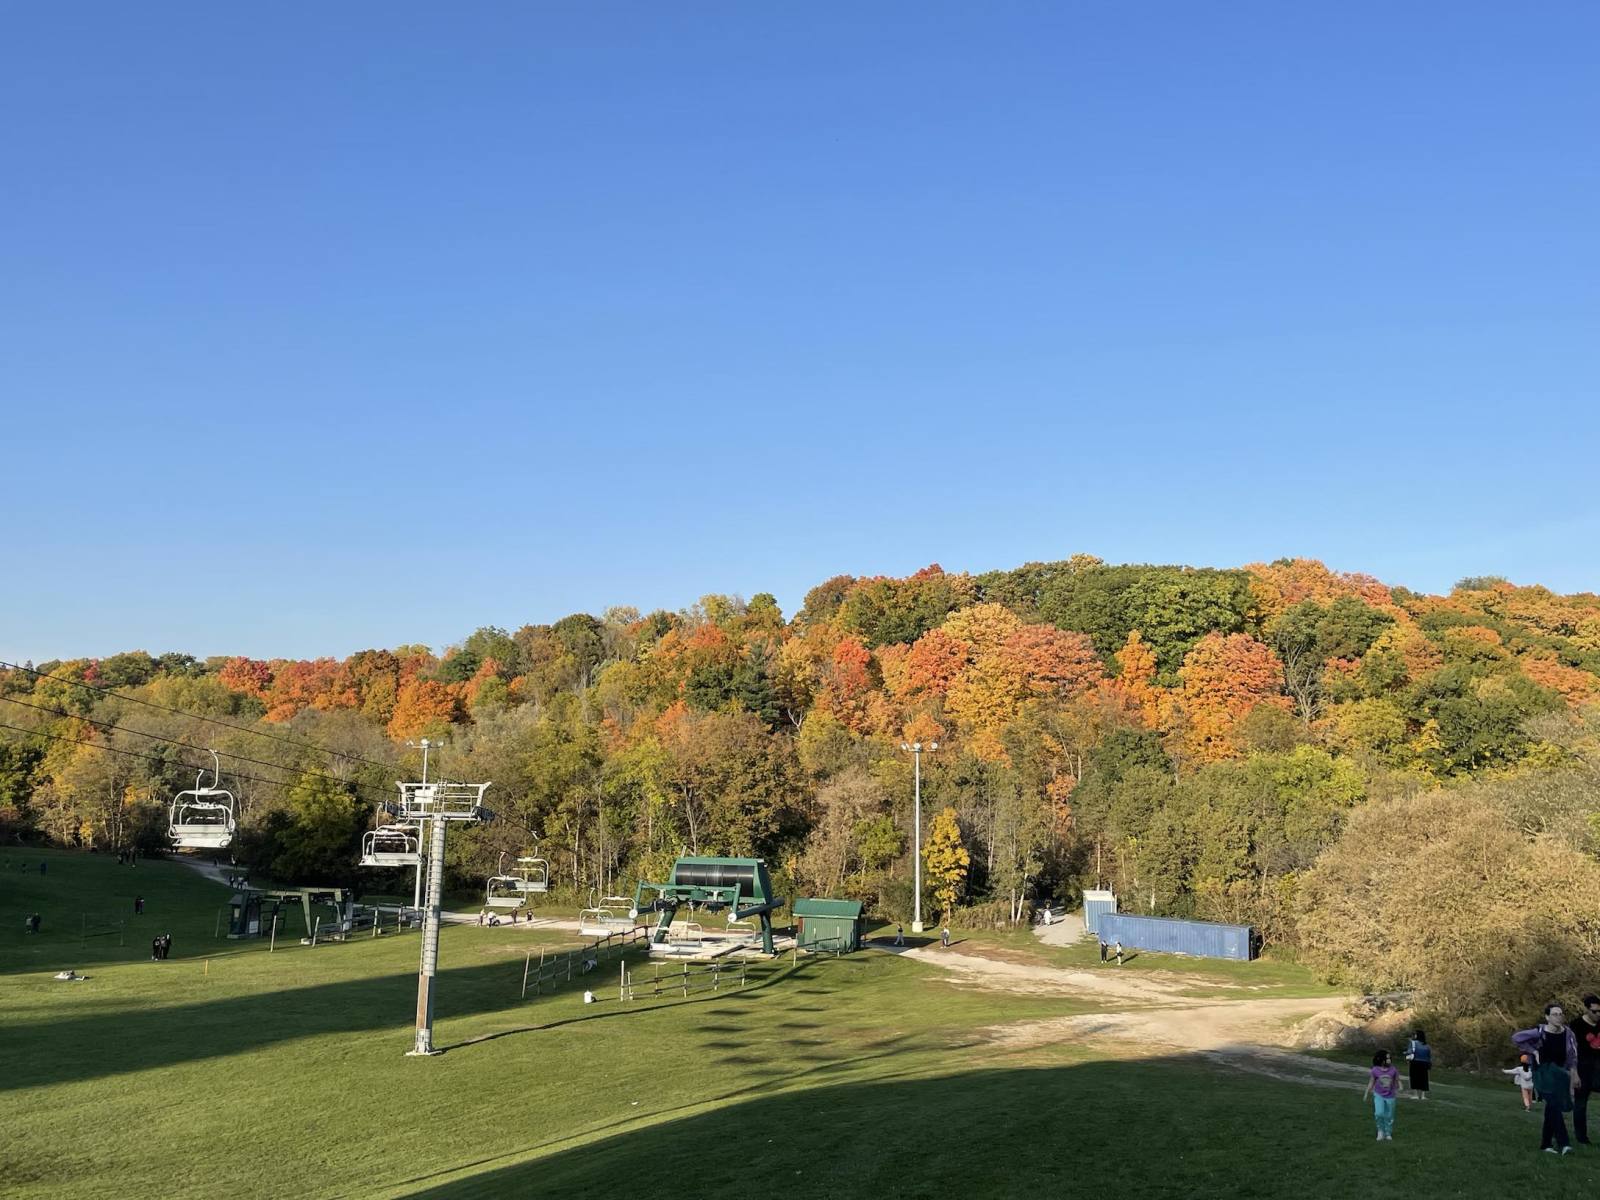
893 924 904 947
1505 1056 1535 1112
134 895 144 916
1098 938 1108 964
1573 995 1600 1144
1514 1003 1580 1155
940 926 950 949
1114 940 1124 967
1405 1029 1431 1100
1364 1049 1403 1141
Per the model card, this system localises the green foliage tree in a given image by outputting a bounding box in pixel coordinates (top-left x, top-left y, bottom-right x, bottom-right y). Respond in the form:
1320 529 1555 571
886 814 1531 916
261 773 364 885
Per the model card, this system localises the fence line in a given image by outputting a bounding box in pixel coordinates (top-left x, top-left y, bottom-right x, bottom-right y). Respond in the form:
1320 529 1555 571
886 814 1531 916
618 958 750 1003
521 924 648 999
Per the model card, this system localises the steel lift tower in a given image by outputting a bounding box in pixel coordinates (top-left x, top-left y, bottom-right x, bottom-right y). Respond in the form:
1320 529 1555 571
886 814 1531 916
396 779 493 1056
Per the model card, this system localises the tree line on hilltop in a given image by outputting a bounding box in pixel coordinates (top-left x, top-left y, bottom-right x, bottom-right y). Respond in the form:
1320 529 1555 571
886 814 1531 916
5 555 1600 1055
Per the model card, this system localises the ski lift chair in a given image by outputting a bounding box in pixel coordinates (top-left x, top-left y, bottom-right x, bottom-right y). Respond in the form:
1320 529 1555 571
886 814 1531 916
577 907 617 937
515 856 550 894
360 825 422 867
486 875 524 910
168 751 237 850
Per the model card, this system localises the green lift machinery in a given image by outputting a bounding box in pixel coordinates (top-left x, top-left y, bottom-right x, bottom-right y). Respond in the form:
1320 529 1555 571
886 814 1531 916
632 856 785 955
228 887 352 940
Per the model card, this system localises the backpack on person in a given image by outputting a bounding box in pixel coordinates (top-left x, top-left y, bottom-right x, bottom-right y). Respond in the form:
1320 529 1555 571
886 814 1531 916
1407 1038 1431 1064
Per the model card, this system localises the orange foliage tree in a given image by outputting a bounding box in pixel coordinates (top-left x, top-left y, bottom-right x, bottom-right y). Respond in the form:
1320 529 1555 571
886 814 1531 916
386 679 460 740
1175 633 1291 763
217 657 273 698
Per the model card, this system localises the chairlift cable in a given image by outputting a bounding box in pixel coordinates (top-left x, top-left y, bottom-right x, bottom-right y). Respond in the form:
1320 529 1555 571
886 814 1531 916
0 694 395 807
0 660 403 775
0 717 363 802
0 694 393 804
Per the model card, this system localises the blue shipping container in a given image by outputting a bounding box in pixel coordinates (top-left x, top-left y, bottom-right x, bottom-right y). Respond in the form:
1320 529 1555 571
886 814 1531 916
1082 889 1117 936
1097 913 1254 961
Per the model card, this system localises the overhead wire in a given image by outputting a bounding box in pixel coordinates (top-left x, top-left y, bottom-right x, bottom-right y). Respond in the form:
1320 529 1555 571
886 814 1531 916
0 659 405 776
0 694 396 806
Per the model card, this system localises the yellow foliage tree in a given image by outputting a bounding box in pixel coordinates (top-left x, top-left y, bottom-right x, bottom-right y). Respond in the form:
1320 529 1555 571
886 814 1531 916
923 806 970 923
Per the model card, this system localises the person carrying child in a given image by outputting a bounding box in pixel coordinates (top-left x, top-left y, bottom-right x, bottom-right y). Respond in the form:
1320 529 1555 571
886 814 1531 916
1363 1049 1403 1141
1504 1055 1535 1112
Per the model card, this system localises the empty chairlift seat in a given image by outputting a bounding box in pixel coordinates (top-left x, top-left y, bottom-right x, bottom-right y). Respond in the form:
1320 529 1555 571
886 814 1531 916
486 875 524 910
168 751 236 850
515 856 550 894
360 825 421 867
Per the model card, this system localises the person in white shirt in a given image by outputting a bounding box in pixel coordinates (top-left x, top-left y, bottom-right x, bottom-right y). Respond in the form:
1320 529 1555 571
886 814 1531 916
1504 1055 1535 1111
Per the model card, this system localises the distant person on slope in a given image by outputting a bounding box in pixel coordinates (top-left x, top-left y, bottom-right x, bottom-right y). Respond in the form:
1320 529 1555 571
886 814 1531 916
1514 1004 1579 1154
1404 1029 1431 1100
1573 995 1600 1144
1363 1049 1403 1140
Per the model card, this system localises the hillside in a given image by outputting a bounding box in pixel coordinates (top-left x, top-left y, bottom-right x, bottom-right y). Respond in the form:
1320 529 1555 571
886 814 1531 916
5 555 1600 1050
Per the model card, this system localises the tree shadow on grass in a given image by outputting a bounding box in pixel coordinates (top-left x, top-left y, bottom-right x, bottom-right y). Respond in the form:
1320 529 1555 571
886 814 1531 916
392 1052 1568 1200
0 955 816 1092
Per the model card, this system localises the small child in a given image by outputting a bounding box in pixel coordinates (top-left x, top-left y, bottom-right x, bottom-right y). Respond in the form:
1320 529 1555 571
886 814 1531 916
1503 1055 1535 1111
1363 1049 1403 1140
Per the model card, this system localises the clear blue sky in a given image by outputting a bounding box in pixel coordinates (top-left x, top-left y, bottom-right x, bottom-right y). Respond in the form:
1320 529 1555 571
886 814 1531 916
5 3 1598 662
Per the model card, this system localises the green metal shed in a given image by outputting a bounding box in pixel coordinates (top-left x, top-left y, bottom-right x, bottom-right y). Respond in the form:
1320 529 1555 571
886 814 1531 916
793 898 864 954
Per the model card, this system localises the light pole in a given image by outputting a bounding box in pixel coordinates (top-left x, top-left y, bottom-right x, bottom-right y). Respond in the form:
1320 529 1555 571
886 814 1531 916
899 740 938 933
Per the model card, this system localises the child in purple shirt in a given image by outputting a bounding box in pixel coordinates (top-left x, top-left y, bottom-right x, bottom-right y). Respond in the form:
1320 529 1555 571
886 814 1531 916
1363 1049 1403 1140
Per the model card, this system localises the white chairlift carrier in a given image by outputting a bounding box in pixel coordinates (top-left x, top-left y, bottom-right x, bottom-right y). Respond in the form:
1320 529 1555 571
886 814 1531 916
486 875 524 909
577 897 636 937
360 823 422 867
515 855 549 894
577 907 618 937
168 750 236 850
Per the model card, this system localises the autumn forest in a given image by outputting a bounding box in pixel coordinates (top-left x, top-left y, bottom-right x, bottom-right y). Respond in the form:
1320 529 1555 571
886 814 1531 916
6 555 1600 1051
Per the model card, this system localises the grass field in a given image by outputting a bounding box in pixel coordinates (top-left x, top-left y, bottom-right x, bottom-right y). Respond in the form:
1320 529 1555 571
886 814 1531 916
5 848 1599 1198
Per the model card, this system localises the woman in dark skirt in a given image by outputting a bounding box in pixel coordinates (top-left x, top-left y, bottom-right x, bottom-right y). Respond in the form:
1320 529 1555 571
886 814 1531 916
1405 1028 1432 1099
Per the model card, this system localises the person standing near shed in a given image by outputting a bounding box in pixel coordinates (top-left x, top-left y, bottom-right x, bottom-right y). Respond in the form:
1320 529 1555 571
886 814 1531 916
1574 995 1600 1143
1404 1030 1431 1100
1514 1004 1579 1154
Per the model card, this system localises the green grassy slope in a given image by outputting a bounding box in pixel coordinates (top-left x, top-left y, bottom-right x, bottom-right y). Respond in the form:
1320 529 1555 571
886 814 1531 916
3 850 1592 1199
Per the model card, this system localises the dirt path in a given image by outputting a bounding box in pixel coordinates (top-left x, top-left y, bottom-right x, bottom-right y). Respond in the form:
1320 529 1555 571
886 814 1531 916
891 943 1366 1091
